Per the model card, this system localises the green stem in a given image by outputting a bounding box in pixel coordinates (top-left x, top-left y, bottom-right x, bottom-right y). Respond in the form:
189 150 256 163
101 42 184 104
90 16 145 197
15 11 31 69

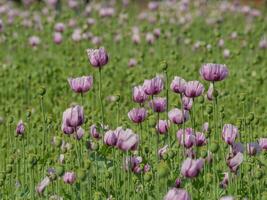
98 68 105 126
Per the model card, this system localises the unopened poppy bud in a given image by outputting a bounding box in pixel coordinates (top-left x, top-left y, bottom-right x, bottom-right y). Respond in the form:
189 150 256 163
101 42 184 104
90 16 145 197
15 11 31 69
84 160 91 169
161 60 168 71
248 113 254 121
210 143 219 153
77 169 86 181
239 93 246 101
206 106 213 114
38 87 46 96
213 89 219 98
144 172 152 181
157 162 170 178
199 96 204 104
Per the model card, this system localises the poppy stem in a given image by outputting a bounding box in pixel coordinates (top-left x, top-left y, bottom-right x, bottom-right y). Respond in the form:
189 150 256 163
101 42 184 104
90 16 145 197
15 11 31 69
98 68 105 126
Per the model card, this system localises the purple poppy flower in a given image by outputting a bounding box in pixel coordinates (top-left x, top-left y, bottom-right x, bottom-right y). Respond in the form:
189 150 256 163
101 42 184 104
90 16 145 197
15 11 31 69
148 1 159 11
220 196 234 200
153 28 161 38
259 37 267 49
156 120 170 134
143 76 164 95
54 22 65 32
170 76 186 94
144 164 151 173
149 97 167 113
222 124 238 145
68 76 93 94
124 156 142 174
195 132 206 146
128 108 147 123
231 142 244 155
175 178 182 188
182 96 193 110
247 142 261 156
207 83 213 101
53 32 62 45
76 127 84 140
104 130 117 146
219 172 229 189
86 47 109 68
184 81 204 98
62 105 84 129
227 152 243 173
115 128 139 151
63 172 76 184
259 138 267 150
128 58 137 67
90 124 101 139
146 32 155 44
36 177 50 194
176 128 195 148
200 63 229 82
132 86 148 104
132 34 141 44
16 120 25 135
168 108 189 125
29 36 40 47
181 158 204 178
164 188 191 200
158 145 168 159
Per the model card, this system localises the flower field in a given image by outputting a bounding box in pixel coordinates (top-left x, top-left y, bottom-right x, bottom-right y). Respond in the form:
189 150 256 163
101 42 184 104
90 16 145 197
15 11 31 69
0 0 267 199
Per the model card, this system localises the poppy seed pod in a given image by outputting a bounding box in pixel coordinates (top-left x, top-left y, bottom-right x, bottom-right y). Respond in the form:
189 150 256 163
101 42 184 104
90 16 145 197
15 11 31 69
68 76 93 94
200 63 229 82
128 108 147 123
86 47 109 68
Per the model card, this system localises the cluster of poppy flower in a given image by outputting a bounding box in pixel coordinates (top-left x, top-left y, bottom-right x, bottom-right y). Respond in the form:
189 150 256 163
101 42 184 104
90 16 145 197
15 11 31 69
17 46 264 199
